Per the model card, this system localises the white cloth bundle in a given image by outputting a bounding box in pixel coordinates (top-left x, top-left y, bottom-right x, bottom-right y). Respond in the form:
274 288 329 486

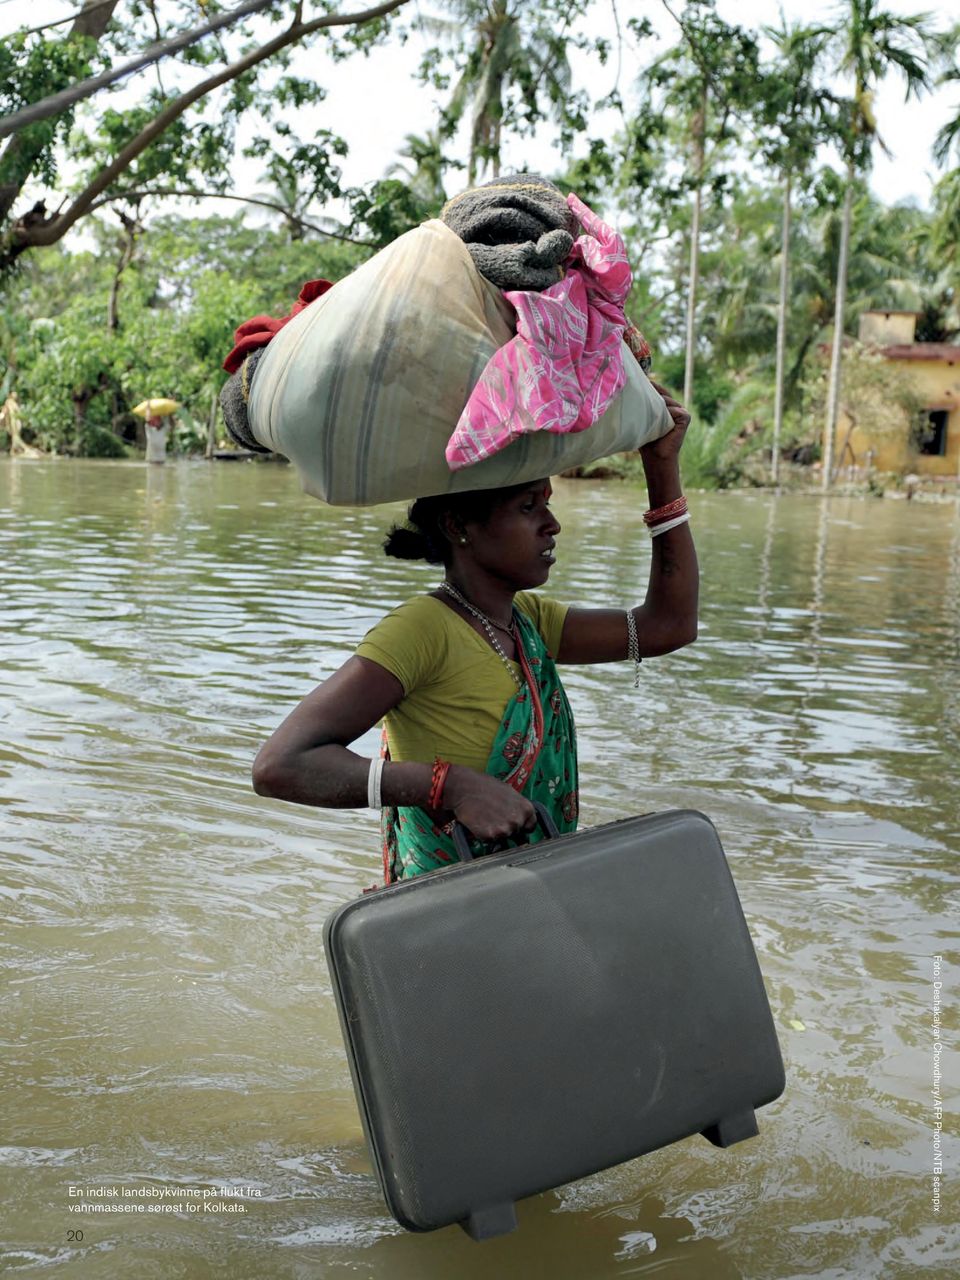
247 219 671 505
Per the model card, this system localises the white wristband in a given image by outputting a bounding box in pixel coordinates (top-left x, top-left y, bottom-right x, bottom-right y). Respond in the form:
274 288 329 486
649 512 691 538
367 756 385 809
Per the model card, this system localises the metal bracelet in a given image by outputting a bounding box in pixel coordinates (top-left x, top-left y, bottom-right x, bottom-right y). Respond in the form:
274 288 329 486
626 610 641 688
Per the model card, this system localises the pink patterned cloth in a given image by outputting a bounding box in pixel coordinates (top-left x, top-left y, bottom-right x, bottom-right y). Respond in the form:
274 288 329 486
445 192 633 471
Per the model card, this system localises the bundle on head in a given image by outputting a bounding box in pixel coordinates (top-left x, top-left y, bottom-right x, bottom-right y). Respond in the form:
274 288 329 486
219 173 580 458
439 173 579 293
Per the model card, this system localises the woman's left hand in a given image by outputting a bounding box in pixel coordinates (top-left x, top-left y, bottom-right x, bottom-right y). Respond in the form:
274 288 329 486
640 382 691 465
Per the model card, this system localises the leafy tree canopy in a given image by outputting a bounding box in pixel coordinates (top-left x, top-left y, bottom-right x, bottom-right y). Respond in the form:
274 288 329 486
0 0 412 272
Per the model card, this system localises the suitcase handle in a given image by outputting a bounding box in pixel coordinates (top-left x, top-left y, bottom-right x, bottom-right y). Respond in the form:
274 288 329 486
452 800 559 863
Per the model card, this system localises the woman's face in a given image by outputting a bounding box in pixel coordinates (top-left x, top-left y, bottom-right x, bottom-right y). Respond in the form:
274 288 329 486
461 480 561 590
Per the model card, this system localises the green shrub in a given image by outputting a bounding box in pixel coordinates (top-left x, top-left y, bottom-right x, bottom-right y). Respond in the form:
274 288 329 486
79 423 129 458
680 380 774 488
653 354 735 425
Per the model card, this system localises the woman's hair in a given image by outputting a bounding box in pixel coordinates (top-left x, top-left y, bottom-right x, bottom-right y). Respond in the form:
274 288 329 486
383 485 527 565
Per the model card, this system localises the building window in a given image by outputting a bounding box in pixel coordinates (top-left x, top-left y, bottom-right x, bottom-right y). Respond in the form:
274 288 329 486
915 409 948 456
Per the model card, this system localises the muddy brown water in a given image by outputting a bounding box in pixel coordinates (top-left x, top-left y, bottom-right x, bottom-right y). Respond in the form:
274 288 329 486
1 459 957 1278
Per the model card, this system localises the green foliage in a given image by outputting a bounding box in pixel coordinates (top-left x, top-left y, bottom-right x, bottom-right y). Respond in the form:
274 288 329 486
644 1 761 126
0 30 103 199
929 170 960 273
803 339 924 444
679 380 776 488
754 22 837 180
2 214 367 456
347 179 440 247
135 213 370 308
79 423 130 458
655 354 733 426
557 138 618 206
73 97 235 192
832 0 935 170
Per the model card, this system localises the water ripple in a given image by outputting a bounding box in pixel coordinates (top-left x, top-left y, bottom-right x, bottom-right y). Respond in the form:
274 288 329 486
1 463 957 1278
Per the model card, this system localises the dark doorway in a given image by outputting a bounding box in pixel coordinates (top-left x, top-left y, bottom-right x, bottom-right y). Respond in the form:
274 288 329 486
916 409 948 457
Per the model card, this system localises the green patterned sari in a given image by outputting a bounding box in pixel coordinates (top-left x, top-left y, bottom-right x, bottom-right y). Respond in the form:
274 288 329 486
380 607 578 883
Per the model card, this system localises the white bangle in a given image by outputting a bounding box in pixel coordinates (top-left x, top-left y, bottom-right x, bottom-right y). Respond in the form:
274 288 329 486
367 756 385 809
649 512 691 537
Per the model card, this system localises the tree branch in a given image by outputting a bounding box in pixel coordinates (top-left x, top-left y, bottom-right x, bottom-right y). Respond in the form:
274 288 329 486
13 0 119 40
609 0 624 103
90 186 375 245
643 282 682 313
0 0 281 140
0 0 120 223
8 0 411 253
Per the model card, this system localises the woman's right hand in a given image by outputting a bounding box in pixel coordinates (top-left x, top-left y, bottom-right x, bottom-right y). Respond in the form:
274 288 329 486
639 381 691 467
442 765 538 843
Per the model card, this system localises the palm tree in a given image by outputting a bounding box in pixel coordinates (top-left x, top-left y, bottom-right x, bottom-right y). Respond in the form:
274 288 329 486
932 22 960 168
692 176 921 428
757 22 834 483
436 0 578 186
928 169 960 266
641 3 759 408
385 129 452 210
255 157 313 242
821 0 935 489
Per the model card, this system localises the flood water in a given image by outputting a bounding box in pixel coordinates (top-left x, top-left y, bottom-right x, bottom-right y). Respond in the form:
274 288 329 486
1 459 957 1279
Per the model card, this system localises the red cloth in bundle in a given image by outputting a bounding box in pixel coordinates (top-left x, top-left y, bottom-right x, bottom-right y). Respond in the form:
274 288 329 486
222 279 333 373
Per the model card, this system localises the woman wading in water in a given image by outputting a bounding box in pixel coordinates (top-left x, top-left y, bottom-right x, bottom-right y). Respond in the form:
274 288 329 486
253 384 697 882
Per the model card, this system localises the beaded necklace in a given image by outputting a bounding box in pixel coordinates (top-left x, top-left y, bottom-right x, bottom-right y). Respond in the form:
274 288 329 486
439 580 524 691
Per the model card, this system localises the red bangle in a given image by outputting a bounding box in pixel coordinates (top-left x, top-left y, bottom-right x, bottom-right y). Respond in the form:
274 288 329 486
643 496 687 526
429 759 451 811
647 508 688 529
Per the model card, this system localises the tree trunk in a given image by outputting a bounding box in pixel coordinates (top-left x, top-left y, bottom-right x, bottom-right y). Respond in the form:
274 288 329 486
107 213 139 332
683 85 707 411
772 171 792 486
822 160 854 491
206 391 218 459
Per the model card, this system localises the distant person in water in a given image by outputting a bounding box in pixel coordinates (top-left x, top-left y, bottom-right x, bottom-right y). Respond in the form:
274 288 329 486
252 383 698 884
144 414 170 464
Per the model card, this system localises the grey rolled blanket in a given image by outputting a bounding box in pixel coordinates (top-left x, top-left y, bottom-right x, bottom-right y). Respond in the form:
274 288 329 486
438 173 579 292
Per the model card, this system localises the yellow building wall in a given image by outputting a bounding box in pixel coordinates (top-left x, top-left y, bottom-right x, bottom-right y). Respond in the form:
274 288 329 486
858 311 918 345
836 357 960 477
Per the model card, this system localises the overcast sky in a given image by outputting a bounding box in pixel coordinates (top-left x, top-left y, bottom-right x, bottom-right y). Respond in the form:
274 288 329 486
303 0 956 210
3 0 958 227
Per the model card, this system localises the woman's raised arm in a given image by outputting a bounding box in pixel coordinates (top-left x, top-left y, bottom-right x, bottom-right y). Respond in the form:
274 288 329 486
556 383 699 664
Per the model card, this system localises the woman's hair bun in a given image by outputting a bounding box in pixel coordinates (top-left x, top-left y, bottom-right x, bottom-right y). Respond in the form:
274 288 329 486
383 520 444 564
382 487 518 565
383 496 449 564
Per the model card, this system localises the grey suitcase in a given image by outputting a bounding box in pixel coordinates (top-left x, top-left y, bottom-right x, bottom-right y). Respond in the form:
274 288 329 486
323 808 785 1240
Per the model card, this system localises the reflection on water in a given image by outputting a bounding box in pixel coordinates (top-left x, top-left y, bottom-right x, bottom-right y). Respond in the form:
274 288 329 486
1 460 957 1278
